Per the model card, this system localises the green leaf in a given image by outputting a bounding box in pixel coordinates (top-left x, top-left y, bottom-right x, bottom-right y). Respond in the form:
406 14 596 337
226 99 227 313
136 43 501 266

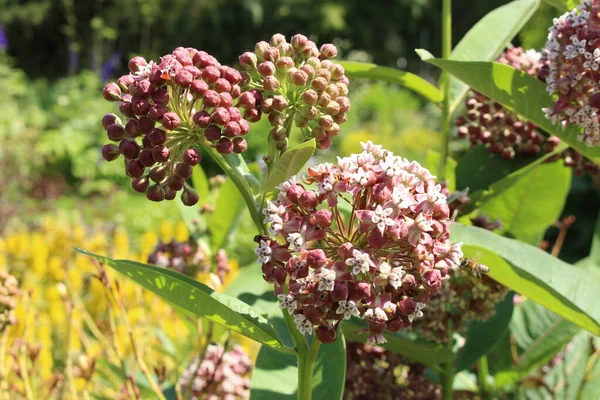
339 61 443 103
420 58 600 165
452 224 600 335
75 249 293 353
454 293 514 371
223 264 279 317
191 163 211 206
511 300 580 373
424 150 457 191
542 0 578 12
448 0 541 113
250 332 346 400
480 162 571 245
589 211 600 268
263 139 316 201
341 320 454 368
210 177 246 253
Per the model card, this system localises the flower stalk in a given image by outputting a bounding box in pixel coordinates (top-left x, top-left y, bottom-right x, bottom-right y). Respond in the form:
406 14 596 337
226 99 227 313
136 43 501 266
438 0 452 181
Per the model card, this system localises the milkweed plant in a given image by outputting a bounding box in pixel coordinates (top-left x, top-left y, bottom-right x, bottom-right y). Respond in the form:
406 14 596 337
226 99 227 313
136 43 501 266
73 1 600 399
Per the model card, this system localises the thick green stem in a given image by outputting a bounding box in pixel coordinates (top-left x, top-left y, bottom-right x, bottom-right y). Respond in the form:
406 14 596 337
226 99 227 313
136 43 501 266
203 146 266 234
297 339 321 400
438 0 453 181
441 359 455 400
477 356 491 400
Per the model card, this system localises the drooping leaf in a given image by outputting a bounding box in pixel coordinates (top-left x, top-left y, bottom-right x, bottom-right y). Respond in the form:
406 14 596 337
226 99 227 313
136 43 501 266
511 299 580 373
339 61 443 103
542 0 578 12
448 0 541 113
419 58 600 165
451 224 600 335
75 249 293 353
263 139 316 201
479 162 571 245
454 293 514 371
341 320 454 368
250 331 346 400
210 176 246 253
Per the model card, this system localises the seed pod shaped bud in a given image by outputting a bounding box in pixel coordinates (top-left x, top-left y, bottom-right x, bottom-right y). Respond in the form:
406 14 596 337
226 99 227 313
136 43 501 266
138 150 155 167
148 103 167 121
270 126 286 141
151 88 169 105
291 70 308 86
319 115 334 129
244 108 261 122
314 209 333 227
300 90 317 106
204 124 222 141
215 78 232 94
102 82 121 102
149 165 167 183
268 112 284 127
348 282 371 302
299 190 318 208
102 144 120 161
227 107 242 123
151 145 170 163
261 76 278 91
148 128 167 146
326 101 340 116
224 121 241 137
223 68 243 84
302 106 318 120
131 175 150 193
397 297 417 316
232 137 248 154
333 112 347 124
193 110 211 128
190 80 209 99
162 112 180 130
331 64 345 80
276 138 288 151
219 92 233 108
164 187 177 200
258 61 276 77
203 90 221 108
336 96 350 113
119 139 140 159
175 162 193 179
319 43 338 59
316 68 332 81
317 137 332 150
291 34 309 50
132 96 151 115
311 126 326 140
102 113 121 130
211 107 231 125
128 56 147 73
316 325 337 344
119 99 135 118
146 184 165 202
182 187 199 206
325 84 339 99
239 52 258 70
276 56 294 73
183 148 202 166
135 79 154 97
216 137 233 154
126 160 145 178
263 47 280 62
239 119 250 135
336 82 349 96
312 77 328 92
107 124 126 142
326 123 340 137
167 175 185 190
238 92 256 109
270 33 287 47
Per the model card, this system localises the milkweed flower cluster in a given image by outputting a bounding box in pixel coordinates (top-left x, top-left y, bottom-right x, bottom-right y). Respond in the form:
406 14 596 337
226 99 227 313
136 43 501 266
409 259 508 343
178 344 252 400
541 0 600 146
0 271 19 331
345 341 441 400
239 34 350 150
255 142 463 344
456 47 560 159
101 47 250 205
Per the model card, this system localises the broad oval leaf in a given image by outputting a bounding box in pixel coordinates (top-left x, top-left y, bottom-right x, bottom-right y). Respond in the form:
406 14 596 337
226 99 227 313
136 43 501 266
76 249 293 353
448 0 540 113
250 331 346 400
421 58 600 165
341 320 454 368
210 177 246 253
542 0 578 12
454 293 514 371
339 61 443 103
263 139 316 201
451 224 600 335
480 162 571 245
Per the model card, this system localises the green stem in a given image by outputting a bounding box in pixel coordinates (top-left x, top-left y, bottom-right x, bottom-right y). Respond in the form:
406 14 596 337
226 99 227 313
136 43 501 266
283 308 308 353
477 356 491 400
441 359 455 400
203 145 266 233
297 339 321 400
438 0 452 181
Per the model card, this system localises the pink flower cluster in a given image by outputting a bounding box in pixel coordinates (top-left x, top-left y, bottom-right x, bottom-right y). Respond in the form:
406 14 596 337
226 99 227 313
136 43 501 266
255 142 463 344
456 47 560 159
239 34 350 150
541 0 600 145
101 47 251 205
178 344 252 400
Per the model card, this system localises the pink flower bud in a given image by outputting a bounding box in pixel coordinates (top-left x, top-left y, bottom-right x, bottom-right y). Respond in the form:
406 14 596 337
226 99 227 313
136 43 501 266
291 70 308 86
263 47 280 62
102 144 120 161
193 110 211 128
149 165 167 183
397 297 417 316
244 108 261 122
139 150 155 167
151 145 170 163
238 92 256 109
239 52 258 70
183 148 202 166
291 34 309 50
148 103 167 121
258 61 276 77
316 137 332 150
107 124 126 142
182 187 199 206
216 137 233 154
136 116 154 134
224 121 241 137
232 137 248 153
204 125 222 141
319 44 338 59
146 184 165 202
131 176 150 193
298 190 318 208
239 119 250 135
276 56 294 71
190 79 209 98
175 162 193 179
117 74 135 91
270 33 287 47
263 76 280 90
162 112 180 130
119 139 141 159
314 209 333 227
203 90 221 108
148 128 167 146
126 160 145 178
202 66 221 84
164 188 177 201
331 282 348 302
132 96 151 115
348 282 371 302
215 78 232 93
128 56 147 73
316 325 337 344
286 184 305 203
167 176 185 190
219 92 233 108
175 69 194 87
102 82 121 101
102 113 121 130
311 77 328 92
211 107 231 125
223 68 242 84
152 88 170 104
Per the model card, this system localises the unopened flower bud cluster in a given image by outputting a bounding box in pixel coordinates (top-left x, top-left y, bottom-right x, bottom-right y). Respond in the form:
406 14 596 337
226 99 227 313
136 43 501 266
456 47 560 159
147 240 230 285
255 142 463 345
541 0 600 146
0 271 19 331
239 34 350 151
101 47 251 205
178 344 252 400
345 341 441 400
